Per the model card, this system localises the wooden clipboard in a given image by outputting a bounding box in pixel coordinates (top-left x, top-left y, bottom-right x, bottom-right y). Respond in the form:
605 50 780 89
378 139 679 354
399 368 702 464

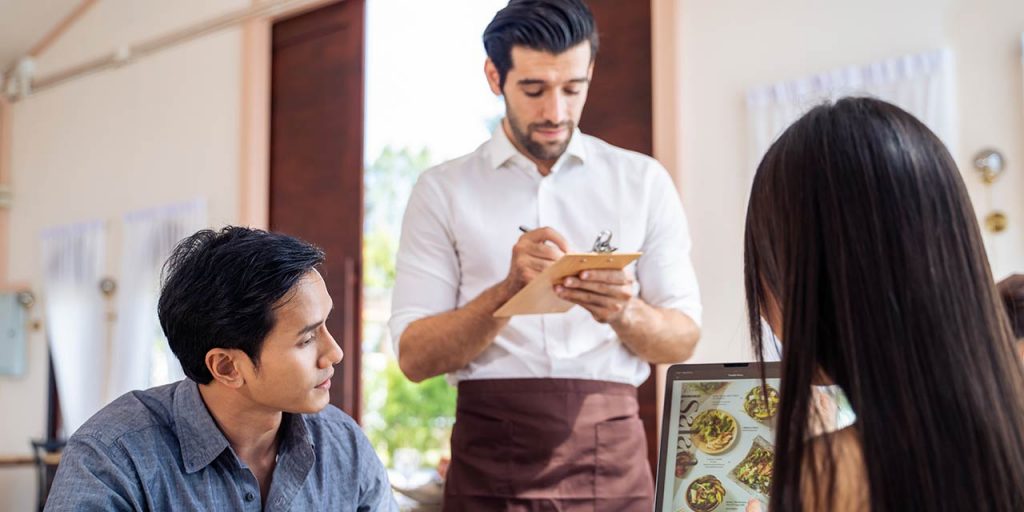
493 252 641 317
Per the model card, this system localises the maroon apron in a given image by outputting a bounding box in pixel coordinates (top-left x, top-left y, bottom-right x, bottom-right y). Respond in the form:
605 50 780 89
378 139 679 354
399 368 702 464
443 378 653 512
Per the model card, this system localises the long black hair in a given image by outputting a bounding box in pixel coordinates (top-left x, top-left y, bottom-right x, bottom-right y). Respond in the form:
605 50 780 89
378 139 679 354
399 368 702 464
744 97 1024 511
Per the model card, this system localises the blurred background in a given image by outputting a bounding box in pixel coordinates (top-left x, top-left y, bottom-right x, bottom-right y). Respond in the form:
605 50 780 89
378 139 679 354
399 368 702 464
0 0 1021 510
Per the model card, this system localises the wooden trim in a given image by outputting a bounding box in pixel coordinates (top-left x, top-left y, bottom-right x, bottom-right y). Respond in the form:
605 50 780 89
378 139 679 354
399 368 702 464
28 0 338 95
651 0 684 191
0 97 10 284
269 0 365 418
27 0 98 58
0 96 10 184
0 453 61 468
0 282 30 293
650 0 686 446
1 0 97 78
240 15 271 229
266 0 338 22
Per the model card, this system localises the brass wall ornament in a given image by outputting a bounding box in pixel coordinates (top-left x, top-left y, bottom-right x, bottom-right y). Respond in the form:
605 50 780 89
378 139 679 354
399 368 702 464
15 290 34 309
972 149 1008 234
985 211 1008 233
973 149 1005 184
100 277 118 322
99 277 117 297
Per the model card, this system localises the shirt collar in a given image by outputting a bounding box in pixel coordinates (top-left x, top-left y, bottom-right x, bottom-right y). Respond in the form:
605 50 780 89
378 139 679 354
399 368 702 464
487 120 588 172
173 379 314 474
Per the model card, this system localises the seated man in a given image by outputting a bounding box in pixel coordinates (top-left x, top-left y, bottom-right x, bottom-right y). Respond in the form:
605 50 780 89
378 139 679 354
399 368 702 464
45 227 396 511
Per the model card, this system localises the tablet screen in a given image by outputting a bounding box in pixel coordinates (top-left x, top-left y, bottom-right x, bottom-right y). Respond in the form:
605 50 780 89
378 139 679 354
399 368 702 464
658 368 780 512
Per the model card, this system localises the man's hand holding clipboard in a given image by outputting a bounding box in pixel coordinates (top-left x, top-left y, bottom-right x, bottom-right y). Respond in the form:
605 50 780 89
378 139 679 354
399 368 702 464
494 227 641 320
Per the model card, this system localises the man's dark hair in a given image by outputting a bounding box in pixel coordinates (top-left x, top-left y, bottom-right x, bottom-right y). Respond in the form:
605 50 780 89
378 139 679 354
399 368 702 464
483 0 599 89
157 226 325 384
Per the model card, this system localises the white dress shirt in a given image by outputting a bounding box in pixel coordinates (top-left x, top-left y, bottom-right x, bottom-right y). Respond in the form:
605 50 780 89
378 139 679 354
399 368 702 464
389 126 701 386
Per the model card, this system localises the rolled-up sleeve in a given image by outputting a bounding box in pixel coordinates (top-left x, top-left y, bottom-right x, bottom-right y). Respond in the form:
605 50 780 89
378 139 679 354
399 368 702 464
388 171 461 357
635 163 702 326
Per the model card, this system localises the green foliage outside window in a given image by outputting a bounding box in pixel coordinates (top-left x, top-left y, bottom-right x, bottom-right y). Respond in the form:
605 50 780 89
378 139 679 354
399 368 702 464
362 145 456 469
363 359 457 468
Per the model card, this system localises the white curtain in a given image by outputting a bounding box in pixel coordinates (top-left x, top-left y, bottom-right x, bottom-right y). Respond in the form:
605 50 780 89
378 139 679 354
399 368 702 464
41 221 107 435
107 200 207 401
746 48 956 174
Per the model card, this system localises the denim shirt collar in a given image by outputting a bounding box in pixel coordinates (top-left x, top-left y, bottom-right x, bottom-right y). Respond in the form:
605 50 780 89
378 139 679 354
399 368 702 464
173 379 315 479
174 379 232 474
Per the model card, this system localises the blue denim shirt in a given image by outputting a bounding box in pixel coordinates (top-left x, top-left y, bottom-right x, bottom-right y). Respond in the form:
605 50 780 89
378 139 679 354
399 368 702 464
44 380 397 511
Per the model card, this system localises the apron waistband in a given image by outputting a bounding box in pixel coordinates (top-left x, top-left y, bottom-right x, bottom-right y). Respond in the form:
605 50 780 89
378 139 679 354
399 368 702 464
457 377 637 396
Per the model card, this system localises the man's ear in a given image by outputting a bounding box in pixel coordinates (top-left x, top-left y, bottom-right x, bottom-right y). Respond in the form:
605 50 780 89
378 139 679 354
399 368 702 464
206 348 245 389
484 58 503 96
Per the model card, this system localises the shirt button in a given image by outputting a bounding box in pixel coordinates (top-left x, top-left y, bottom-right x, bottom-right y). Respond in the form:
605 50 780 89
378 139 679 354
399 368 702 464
244 492 255 502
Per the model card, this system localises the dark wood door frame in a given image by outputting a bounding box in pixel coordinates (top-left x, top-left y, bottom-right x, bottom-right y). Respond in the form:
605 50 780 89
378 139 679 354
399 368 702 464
269 0 365 419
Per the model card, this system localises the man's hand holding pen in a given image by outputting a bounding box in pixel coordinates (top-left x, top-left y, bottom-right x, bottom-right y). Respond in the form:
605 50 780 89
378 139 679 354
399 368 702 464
503 226 570 294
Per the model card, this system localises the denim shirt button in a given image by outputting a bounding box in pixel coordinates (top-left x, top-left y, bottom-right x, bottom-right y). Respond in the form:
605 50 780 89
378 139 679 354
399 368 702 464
244 491 256 502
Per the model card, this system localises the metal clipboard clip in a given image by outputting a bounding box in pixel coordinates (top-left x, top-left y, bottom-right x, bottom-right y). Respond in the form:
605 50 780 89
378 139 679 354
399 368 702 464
591 230 617 254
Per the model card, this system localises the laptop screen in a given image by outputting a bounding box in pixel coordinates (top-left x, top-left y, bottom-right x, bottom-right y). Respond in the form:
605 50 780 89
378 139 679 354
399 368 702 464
654 362 781 512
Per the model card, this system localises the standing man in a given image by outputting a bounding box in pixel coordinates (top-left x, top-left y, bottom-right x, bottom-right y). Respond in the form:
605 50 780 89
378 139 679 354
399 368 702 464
389 0 701 510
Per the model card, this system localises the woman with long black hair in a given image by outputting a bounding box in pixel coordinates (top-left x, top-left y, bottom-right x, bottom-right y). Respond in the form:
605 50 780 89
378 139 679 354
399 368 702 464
743 97 1024 511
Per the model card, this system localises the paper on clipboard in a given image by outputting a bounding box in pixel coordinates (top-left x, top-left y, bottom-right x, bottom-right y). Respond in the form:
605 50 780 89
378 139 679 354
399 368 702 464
493 252 641 317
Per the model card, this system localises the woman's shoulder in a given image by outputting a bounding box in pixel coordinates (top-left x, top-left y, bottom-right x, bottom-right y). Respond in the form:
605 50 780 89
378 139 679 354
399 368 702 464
802 426 869 512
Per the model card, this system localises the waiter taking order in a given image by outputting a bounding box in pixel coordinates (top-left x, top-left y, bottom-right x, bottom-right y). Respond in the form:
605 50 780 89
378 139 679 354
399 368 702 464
389 1 702 510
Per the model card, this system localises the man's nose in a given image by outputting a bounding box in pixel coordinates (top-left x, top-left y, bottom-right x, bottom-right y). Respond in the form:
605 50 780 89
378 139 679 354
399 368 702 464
541 90 569 125
320 330 344 367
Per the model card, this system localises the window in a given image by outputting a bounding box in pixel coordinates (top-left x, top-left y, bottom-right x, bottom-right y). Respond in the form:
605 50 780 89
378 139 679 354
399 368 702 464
361 0 507 485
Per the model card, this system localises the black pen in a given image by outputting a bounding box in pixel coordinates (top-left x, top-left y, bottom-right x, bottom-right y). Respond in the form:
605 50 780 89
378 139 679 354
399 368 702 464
519 225 531 234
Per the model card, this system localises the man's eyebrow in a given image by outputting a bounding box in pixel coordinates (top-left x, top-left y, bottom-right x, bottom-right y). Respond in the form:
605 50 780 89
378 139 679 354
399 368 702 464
516 78 589 86
296 321 321 336
295 305 334 336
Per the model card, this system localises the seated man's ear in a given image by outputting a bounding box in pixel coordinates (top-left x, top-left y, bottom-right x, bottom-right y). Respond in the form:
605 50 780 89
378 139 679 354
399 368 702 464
206 349 245 388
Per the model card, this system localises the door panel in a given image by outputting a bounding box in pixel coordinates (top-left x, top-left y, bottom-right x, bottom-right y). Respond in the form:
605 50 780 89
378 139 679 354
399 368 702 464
270 0 365 419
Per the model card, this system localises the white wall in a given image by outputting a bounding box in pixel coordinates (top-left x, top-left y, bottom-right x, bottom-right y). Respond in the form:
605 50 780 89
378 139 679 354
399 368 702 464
0 1 246 509
953 0 1024 278
672 0 1024 364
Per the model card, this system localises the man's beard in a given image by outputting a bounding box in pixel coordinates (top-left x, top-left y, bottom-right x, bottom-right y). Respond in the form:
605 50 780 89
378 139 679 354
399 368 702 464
506 108 574 162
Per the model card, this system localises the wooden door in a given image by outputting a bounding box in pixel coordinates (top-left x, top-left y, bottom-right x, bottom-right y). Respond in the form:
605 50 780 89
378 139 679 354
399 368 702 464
270 0 365 419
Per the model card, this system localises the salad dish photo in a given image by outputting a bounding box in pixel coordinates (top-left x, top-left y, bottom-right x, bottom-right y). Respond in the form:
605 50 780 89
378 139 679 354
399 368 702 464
728 436 775 500
690 409 738 455
742 384 780 422
683 475 726 512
